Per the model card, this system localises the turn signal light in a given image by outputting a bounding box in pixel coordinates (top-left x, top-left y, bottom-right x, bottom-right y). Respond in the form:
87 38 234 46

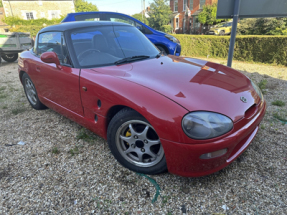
200 148 228 159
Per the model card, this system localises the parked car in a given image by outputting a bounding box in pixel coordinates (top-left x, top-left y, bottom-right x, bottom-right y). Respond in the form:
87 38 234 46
0 32 32 63
18 21 266 177
208 21 233 36
61 12 181 56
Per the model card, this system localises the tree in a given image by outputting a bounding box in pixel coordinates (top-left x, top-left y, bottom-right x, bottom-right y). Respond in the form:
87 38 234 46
237 18 287 35
147 0 172 31
0 0 3 7
74 0 98 12
132 13 149 25
198 3 225 25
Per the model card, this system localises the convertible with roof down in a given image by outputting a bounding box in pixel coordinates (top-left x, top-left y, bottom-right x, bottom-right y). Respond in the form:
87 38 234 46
18 21 266 177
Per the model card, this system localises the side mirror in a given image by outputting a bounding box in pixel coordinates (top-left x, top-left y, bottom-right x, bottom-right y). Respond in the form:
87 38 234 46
40 52 61 69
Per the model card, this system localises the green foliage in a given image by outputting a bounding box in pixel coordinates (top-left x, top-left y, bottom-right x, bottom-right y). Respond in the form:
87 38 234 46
132 13 149 25
198 3 224 25
173 34 287 66
74 0 98 12
9 25 43 37
273 112 287 124
4 16 63 26
69 146 79 156
0 0 3 7
238 18 287 35
258 79 267 92
147 0 172 31
161 25 172 33
76 128 98 143
52 147 60 154
272 100 285 107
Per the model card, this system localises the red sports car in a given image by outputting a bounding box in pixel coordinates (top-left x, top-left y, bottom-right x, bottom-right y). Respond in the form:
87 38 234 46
18 21 266 177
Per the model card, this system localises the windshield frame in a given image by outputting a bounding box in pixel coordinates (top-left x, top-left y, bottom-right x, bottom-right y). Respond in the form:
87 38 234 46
65 24 160 69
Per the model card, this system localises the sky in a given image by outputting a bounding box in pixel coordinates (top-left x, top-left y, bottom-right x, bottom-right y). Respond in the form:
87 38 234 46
88 0 152 16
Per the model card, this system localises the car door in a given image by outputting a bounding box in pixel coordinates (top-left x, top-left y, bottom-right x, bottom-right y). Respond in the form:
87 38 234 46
35 31 83 116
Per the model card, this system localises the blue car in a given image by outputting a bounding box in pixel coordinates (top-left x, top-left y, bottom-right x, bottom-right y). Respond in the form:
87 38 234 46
62 12 181 56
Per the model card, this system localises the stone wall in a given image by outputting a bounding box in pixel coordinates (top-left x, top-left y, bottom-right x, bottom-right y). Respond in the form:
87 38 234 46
2 0 75 20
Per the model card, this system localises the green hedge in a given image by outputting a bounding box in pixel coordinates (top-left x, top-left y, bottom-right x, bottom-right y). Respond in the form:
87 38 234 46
9 25 44 37
173 35 287 66
4 16 63 26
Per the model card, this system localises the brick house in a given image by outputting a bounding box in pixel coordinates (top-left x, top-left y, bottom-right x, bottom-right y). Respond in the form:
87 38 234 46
170 0 217 34
2 0 75 20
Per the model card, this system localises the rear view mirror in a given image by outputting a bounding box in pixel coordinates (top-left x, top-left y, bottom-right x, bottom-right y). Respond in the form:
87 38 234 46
41 52 61 69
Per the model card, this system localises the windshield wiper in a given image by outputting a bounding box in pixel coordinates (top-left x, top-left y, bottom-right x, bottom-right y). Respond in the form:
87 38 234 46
114 55 150 65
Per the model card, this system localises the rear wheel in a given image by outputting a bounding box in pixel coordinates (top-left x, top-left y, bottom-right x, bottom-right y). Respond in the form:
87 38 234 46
22 73 47 110
107 108 167 175
219 30 225 36
2 54 18 62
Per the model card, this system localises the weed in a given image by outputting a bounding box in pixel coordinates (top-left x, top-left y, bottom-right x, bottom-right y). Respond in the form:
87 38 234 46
52 147 60 154
273 112 287 124
11 107 26 115
0 94 8 99
272 100 285 107
258 79 267 93
0 86 6 91
2 105 8 109
69 146 79 156
260 124 265 130
76 128 97 143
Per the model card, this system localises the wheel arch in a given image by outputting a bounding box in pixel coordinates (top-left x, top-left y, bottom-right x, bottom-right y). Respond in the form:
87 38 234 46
155 44 169 55
19 70 26 84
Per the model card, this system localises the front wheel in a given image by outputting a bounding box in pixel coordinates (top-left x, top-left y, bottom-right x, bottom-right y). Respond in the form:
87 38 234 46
156 46 168 56
219 30 225 36
107 108 167 175
2 54 18 62
22 73 47 110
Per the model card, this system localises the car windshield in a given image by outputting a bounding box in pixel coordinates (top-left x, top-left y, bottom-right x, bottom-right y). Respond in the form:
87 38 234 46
69 25 159 67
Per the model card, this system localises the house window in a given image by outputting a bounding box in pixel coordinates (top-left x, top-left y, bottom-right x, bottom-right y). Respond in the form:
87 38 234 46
200 0 206 9
49 11 60 19
26 12 34 20
176 17 179 29
174 0 178 12
183 0 187 11
189 0 193 10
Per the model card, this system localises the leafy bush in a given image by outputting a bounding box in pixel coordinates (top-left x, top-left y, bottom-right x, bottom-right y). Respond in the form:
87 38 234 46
161 25 172 33
4 16 63 26
9 25 43 37
173 34 287 66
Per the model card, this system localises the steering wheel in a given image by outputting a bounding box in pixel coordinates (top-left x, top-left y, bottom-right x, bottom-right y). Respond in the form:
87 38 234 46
77 49 100 62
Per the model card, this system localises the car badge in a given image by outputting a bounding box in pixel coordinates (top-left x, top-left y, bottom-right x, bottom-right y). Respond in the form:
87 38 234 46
240 96 247 103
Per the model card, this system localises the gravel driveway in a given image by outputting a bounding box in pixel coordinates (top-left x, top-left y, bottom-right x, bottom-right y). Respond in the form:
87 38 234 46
0 59 286 214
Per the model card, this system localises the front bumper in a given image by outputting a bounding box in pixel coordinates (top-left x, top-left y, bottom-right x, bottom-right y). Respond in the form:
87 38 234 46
161 100 266 177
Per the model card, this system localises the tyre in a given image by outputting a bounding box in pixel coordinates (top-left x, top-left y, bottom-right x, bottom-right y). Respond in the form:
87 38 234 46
22 73 47 110
2 54 18 62
107 108 167 175
156 46 168 56
219 30 225 36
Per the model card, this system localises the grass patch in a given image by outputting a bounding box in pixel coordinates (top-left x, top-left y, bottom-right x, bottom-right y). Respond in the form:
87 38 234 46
272 100 285 107
69 146 79 156
0 94 8 99
52 147 60 154
258 79 268 92
11 107 26 115
2 105 8 109
76 128 98 143
0 86 6 91
273 112 287 124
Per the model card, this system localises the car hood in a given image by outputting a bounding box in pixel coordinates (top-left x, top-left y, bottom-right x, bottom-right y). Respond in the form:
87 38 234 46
92 56 260 122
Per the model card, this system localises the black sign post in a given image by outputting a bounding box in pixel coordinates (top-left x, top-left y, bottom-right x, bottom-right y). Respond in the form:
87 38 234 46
227 0 241 67
217 0 287 67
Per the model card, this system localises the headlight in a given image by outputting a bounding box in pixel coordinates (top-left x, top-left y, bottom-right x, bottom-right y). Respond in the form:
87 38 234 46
165 34 180 44
182 112 233 140
251 80 263 101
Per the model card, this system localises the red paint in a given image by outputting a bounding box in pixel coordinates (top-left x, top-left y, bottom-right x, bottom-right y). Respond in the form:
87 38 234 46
18 51 266 177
